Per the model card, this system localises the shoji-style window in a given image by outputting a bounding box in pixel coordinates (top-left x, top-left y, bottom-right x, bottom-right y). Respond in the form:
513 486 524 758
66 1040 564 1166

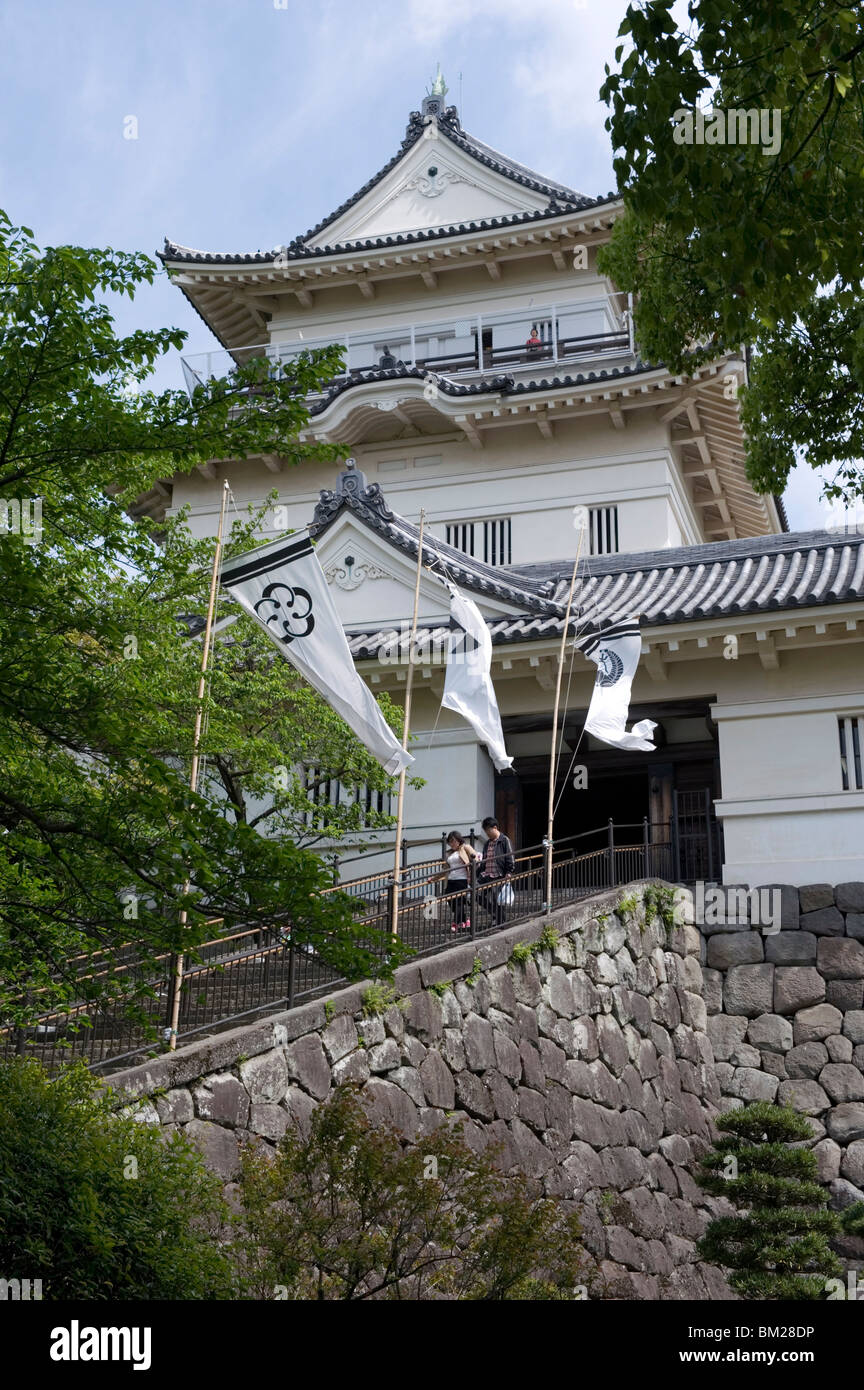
589 505 619 556
838 715 864 790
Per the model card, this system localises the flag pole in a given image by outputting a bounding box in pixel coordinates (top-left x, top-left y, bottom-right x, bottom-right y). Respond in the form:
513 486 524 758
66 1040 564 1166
545 521 585 913
168 478 230 1051
390 508 425 940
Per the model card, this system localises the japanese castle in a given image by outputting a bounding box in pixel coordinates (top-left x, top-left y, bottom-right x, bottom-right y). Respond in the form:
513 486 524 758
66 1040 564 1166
150 72 864 888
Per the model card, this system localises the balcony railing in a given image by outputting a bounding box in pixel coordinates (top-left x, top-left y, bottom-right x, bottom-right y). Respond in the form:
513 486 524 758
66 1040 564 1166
180 297 634 402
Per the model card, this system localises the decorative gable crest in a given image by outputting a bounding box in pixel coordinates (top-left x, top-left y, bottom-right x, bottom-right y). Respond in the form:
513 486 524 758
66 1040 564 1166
311 460 395 533
324 552 392 591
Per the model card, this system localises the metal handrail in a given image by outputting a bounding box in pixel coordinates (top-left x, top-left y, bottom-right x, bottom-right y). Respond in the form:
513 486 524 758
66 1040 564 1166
1 803 719 1072
0 817 676 1005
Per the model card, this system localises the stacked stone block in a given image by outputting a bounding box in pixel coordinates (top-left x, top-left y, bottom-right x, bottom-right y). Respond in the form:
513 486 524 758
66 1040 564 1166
704 881 864 1210
111 886 733 1301
111 877 864 1298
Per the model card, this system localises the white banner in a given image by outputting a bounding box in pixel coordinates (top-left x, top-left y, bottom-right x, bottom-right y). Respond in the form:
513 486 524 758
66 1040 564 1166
577 621 657 752
441 585 512 772
220 533 412 776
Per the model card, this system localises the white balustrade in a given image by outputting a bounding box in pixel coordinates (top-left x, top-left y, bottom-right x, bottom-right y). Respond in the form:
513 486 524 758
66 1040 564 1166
180 297 631 400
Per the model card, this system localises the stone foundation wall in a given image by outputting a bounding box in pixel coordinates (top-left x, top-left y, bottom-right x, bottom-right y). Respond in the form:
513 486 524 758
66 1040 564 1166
110 886 733 1301
703 881 864 1208
109 878 864 1298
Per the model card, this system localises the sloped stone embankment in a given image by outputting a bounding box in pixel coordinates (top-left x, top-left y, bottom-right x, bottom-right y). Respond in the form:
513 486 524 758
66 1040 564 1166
111 883 735 1299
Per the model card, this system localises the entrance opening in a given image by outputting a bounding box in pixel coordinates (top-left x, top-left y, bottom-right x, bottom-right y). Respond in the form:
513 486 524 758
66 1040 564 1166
520 768 648 850
497 698 722 877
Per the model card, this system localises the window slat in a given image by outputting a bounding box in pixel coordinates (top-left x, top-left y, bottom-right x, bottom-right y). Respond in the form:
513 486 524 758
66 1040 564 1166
588 505 619 556
838 716 864 791
447 517 511 566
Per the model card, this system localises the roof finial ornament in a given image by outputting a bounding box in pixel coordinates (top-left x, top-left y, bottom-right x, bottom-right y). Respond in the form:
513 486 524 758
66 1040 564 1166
429 63 448 98
421 64 451 121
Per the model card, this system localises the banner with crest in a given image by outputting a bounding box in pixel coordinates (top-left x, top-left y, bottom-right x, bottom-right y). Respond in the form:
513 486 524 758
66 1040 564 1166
441 583 513 772
576 620 657 752
221 533 412 775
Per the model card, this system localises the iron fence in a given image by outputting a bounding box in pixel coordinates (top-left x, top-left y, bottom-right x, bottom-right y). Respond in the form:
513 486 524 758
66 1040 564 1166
0 803 719 1075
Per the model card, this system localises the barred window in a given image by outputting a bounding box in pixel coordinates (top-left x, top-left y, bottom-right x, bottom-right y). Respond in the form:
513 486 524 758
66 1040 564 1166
589 505 619 556
303 768 394 826
445 521 475 556
446 517 511 566
483 517 511 566
839 716 864 791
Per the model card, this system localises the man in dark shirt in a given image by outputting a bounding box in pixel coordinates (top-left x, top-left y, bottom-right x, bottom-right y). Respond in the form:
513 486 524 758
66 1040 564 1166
478 816 515 926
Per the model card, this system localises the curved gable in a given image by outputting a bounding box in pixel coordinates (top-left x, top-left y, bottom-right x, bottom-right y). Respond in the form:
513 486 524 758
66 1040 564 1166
306 121 551 247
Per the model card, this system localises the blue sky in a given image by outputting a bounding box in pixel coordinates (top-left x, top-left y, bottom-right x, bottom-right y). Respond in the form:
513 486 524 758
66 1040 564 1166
0 0 835 529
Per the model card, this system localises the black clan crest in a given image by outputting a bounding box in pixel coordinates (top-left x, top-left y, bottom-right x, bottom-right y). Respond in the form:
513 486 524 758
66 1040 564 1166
595 646 623 687
253 581 315 645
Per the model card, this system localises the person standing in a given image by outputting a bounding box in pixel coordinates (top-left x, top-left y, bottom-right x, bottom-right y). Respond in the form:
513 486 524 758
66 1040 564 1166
443 831 480 932
525 324 543 357
478 817 515 926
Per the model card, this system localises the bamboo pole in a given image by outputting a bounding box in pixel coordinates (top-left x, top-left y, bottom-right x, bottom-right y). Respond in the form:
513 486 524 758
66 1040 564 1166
544 522 585 913
390 509 425 940
168 479 230 1050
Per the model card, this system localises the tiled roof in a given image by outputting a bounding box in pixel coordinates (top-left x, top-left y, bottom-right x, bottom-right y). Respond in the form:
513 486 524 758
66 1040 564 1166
160 105 617 267
515 529 864 623
310 464 562 616
161 201 614 266
303 363 788 532
305 360 655 417
429 110 589 202
313 472 863 656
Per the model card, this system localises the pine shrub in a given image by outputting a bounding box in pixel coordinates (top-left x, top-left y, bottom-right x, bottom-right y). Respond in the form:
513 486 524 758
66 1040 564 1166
696 1101 842 1299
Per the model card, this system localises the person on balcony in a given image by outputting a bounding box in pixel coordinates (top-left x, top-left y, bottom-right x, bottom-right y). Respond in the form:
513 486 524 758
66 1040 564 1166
525 324 543 357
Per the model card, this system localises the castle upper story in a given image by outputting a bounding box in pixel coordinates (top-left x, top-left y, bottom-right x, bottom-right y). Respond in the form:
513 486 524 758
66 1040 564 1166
153 73 786 560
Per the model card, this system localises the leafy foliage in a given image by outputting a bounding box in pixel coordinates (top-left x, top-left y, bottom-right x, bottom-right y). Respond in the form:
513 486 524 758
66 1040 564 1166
0 212 411 1026
465 954 483 987
696 1101 842 1298
508 925 559 969
236 1084 592 1300
360 982 406 1017
538 923 560 952
598 2 864 500
508 940 533 965
0 1059 232 1299
642 883 678 934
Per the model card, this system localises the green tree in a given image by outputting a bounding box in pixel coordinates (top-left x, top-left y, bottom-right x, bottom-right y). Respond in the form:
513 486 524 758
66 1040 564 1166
237 1084 592 1300
0 1059 233 1298
696 1101 842 1299
200 608 408 850
598 2 864 502
0 211 409 1029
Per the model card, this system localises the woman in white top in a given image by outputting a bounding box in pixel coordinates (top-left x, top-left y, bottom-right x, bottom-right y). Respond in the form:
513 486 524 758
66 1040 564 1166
443 830 480 932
